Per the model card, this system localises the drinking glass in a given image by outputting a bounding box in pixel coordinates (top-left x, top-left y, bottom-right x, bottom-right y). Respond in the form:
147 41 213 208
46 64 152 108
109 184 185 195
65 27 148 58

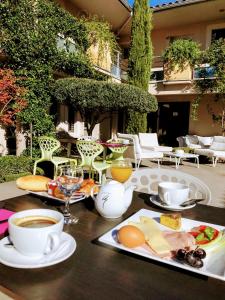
56 165 83 225
110 159 133 183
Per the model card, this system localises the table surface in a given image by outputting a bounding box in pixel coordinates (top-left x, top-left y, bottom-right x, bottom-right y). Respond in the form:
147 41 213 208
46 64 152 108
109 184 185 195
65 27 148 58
0 193 224 300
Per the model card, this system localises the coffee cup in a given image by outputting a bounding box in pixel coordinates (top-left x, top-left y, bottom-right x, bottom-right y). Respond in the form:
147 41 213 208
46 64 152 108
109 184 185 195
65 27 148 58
8 209 64 257
158 182 189 206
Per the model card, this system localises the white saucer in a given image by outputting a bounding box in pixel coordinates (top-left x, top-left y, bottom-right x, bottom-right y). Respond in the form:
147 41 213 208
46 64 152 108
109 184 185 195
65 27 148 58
0 232 76 269
149 195 196 211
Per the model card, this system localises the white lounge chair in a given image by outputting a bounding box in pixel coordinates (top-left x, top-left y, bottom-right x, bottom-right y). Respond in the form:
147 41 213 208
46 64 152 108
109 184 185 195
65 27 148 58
139 133 172 152
117 133 163 169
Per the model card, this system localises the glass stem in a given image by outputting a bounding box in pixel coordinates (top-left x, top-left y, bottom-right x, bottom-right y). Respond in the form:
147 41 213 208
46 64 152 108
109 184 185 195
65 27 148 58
63 196 71 218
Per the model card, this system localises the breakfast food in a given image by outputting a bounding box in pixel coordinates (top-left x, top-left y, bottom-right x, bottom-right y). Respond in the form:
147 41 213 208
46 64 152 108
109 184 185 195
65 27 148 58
16 175 51 191
79 178 99 195
118 225 145 248
189 225 220 247
130 216 172 255
176 248 207 268
160 213 181 230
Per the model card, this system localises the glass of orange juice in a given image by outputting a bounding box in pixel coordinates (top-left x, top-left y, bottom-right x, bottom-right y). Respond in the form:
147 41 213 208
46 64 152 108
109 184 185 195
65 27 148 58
110 159 133 183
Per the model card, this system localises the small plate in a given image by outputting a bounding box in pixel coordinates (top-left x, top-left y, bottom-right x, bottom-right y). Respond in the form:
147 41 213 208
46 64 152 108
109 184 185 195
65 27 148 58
29 191 86 204
0 232 76 269
149 195 196 211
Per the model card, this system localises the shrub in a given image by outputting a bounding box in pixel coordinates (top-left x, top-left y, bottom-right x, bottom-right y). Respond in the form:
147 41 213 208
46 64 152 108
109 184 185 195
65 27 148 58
52 77 157 135
0 155 43 183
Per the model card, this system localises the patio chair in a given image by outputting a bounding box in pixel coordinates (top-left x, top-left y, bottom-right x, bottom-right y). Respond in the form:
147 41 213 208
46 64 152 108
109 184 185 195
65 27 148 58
139 133 172 152
127 167 211 205
106 138 128 161
33 136 77 178
76 140 111 183
117 133 163 169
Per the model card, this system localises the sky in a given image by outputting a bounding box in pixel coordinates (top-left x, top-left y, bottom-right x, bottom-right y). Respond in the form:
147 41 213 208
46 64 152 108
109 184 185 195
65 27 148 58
128 0 175 7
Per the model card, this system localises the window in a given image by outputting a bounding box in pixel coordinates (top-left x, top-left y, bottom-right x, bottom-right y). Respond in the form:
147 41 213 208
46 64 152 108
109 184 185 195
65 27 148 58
206 23 225 46
193 64 215 79
56 34 78 53
150 68 164 81
111 51 121 78
211 28 225 42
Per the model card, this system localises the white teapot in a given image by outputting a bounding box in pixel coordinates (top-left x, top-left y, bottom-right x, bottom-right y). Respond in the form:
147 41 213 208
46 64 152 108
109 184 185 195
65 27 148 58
91 180 135 219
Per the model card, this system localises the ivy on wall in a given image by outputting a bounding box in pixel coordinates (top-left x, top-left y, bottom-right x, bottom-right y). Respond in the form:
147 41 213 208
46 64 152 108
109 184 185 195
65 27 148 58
0 0 101 137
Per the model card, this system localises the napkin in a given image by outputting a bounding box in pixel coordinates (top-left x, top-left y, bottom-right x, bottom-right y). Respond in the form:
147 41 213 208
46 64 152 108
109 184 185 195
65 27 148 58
0 209 14 235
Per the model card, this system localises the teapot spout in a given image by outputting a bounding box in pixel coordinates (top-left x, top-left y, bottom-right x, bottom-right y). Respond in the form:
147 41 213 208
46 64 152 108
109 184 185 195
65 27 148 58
124 185 136 209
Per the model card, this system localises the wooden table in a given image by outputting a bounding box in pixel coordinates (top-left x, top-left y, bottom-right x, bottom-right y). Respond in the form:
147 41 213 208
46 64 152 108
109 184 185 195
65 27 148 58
0 193 224 300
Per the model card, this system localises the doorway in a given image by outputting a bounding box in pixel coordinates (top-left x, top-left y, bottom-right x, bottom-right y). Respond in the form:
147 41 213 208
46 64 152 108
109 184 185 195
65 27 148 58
148 102 190 146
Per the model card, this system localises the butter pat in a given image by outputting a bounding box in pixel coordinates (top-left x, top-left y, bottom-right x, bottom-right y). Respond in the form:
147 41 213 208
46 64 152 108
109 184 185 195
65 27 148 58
129 216 172 255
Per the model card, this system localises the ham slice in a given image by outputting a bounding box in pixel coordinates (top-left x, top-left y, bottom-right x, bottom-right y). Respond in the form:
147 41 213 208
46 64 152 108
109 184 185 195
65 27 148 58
142 231 196 259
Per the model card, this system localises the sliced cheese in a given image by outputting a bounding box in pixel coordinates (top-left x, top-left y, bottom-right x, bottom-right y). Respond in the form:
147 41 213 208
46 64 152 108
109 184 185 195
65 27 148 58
129 216 172 255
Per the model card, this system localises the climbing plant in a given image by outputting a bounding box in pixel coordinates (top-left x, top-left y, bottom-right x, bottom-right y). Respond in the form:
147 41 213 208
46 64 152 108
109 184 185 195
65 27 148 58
82 16 118 66
0 0 98 137
163 39 201 72
126 0 154 134
194 38 225 135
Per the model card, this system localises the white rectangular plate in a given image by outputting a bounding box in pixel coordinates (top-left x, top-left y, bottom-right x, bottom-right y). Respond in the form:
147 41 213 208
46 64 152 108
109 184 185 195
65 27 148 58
99 209 225 281
29 191 86 204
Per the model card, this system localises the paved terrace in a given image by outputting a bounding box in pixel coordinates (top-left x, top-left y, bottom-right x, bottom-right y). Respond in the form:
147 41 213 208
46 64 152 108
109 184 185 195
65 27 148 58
0 160 224 208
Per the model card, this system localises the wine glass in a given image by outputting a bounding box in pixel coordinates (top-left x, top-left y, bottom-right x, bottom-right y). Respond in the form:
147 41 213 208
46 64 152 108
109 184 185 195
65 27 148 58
56 165 83 225
110 159 133 183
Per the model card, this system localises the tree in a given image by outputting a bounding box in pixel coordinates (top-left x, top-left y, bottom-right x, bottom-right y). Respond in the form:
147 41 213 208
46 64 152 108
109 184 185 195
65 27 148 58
52 78 157 135
126 0 153 134
0 69 27 125
194 38 225 135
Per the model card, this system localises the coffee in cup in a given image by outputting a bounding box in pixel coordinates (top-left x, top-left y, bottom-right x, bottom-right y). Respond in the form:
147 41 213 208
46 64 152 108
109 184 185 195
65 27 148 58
14 216 58 228
8 209 64 257
158 182 189 206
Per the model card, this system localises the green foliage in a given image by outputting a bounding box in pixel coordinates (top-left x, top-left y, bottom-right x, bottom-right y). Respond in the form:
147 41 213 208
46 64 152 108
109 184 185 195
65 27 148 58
126 111 147 134
0 155 34 182
163 39 201 71
52 77 157 135
126 0 153 133
0 0 95 138
82 16 118 63
54 52 107 80
194 39 225 134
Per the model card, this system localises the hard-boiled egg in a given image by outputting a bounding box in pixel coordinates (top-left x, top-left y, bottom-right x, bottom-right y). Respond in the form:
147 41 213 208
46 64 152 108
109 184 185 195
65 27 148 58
118 225 145 248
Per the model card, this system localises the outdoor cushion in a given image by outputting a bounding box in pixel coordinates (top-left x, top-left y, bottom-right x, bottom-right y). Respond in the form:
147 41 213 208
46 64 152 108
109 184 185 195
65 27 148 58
185 135 199 146
213 136 225 143
194 149 215 157
188 143 202 149
210 142 225 151
142 145 172 152
197 136 213 147
140 150 163 159
139 133 159 147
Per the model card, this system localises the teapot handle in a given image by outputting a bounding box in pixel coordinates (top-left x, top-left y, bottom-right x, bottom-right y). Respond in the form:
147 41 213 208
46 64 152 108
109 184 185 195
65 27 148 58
90 184 101 201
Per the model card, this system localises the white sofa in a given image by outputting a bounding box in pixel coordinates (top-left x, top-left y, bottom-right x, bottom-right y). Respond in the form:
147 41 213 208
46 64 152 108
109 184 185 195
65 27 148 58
177 135 214 149
194 136 225 167
139 133 172 152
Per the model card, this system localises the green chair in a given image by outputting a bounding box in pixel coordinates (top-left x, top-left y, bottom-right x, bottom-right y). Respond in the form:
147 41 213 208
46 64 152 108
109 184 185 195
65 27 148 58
76 140 111 183
106 138 128 161
33 136 77 178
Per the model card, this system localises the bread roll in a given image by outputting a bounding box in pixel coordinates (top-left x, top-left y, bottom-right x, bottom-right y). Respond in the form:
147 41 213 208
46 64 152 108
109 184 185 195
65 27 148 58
16 175 51 191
